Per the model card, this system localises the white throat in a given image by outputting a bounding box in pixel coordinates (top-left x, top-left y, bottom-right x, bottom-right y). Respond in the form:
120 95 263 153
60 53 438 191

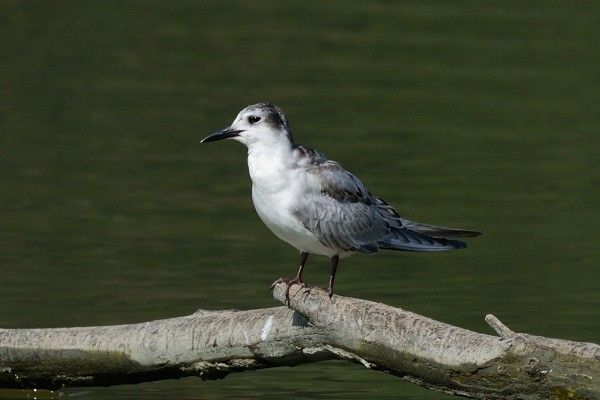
246 139 294 192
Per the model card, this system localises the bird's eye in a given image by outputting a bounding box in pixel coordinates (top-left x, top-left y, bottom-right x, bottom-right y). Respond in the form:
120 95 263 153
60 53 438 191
248 116 261 124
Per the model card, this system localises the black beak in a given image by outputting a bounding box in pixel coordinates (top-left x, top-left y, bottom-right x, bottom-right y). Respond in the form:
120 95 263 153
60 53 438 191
201 127 243 143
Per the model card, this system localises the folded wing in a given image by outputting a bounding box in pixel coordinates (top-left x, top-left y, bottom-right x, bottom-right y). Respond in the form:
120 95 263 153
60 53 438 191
293 159 474 253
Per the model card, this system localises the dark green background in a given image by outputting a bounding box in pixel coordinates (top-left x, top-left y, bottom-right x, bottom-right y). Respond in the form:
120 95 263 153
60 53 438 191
1 1 598 399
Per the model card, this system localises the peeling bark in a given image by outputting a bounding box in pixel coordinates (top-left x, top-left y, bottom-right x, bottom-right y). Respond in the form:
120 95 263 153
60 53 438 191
0 282 598 399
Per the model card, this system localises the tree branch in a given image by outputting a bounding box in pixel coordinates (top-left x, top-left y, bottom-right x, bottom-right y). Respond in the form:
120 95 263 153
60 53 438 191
0 282 598 399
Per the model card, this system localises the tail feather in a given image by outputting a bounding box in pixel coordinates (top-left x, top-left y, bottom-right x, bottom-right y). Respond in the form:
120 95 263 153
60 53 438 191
401 219 482 238
378 227 467 252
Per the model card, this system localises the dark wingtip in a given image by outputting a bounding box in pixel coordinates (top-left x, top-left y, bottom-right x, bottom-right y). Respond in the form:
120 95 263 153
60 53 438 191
459 230 483 238
450 239 467 249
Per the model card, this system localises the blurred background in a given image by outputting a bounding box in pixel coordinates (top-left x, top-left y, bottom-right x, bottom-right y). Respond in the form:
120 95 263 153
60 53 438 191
1 1 598 399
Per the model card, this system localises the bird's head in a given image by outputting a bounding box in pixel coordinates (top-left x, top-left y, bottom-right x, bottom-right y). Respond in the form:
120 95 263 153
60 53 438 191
202 103 293 148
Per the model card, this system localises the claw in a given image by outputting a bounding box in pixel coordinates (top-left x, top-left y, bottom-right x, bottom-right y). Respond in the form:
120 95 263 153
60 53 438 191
271 277 304 305
269 278 285 294
284 277 304 305
316 286 334 299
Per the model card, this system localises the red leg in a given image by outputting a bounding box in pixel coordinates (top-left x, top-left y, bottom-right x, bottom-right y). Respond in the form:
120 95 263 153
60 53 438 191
326 255 339 298
272 252 309 304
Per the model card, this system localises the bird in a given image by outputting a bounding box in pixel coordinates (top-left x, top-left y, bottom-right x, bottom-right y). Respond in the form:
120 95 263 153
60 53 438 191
202 103 481 299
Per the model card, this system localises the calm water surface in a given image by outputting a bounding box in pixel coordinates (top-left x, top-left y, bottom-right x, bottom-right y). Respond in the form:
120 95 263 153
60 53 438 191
1 1 598 399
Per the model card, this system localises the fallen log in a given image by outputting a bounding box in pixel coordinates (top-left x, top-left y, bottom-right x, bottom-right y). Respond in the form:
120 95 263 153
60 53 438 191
0 282 598 399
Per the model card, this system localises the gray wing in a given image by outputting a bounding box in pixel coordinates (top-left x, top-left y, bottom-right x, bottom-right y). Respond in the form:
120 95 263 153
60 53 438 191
293 161 394 253
293 158 470 253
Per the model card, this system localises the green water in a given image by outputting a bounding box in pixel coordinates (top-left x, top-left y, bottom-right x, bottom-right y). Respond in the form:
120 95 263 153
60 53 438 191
1 1 598 399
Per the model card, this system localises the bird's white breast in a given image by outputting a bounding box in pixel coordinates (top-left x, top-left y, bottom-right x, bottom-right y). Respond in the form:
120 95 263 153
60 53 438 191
247 144 337 257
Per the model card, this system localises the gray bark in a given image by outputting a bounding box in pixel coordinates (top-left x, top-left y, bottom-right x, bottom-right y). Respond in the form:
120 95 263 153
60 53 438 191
1 282 598 399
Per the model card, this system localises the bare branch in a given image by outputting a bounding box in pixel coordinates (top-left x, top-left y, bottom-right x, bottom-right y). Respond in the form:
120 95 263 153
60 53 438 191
0 282 598 399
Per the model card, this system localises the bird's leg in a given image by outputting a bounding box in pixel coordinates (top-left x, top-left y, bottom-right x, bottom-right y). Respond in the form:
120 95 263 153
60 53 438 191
293 251 309 283
326 255 339 298
283 251 309 303
270 252 309 304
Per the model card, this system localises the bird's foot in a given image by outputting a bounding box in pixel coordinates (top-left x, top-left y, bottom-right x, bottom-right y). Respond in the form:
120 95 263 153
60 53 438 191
270 277 304 305
296 285 334 300
317 286 334 299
